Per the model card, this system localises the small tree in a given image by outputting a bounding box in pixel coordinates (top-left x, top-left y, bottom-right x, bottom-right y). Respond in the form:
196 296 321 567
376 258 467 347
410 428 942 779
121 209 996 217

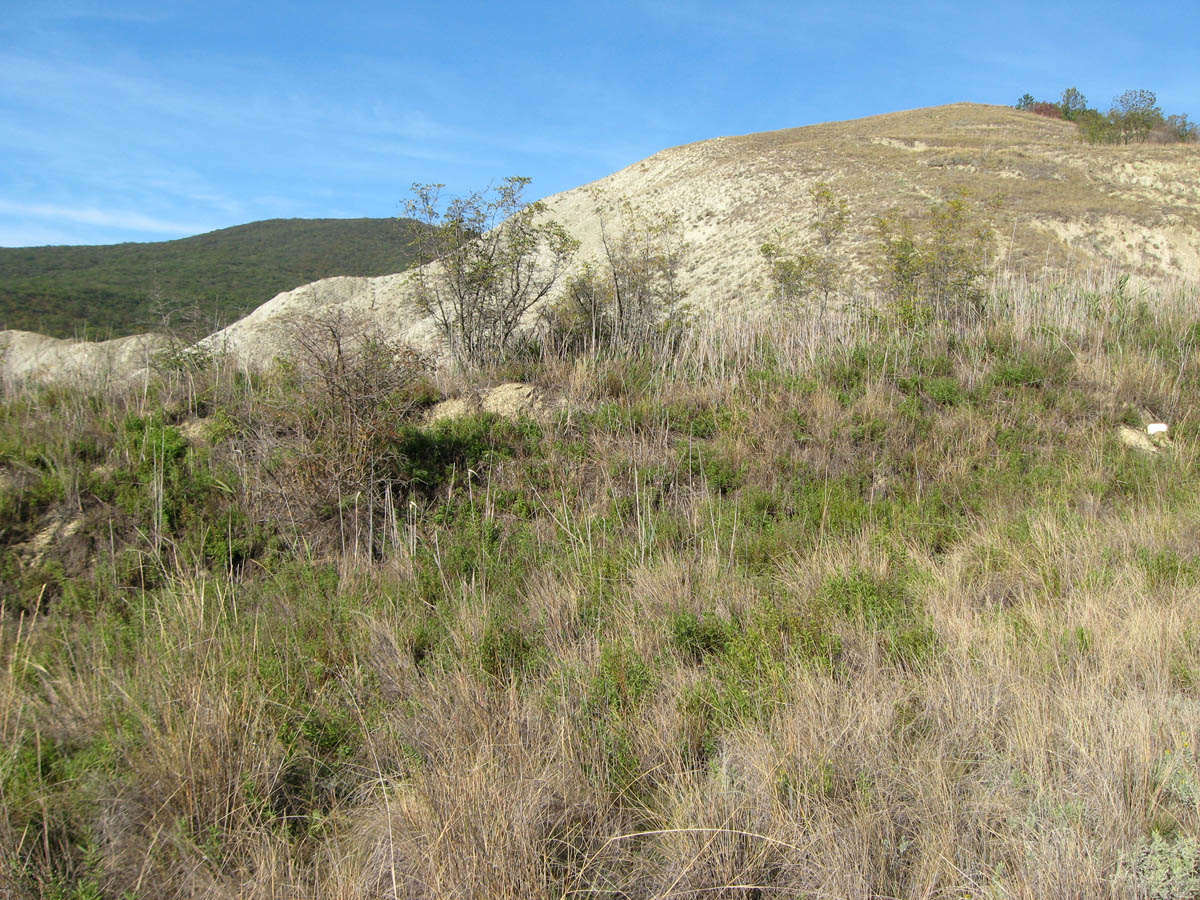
405 177 578 369
1077 106 1117 144
600 200 688 345
1110 89 1163 144
553 262 612 354
1164 113 1199 143
1060 87 1088 121
875 188 997 327
924 188 996 316
874 214 926 327
760 238 824 308
760 181 848 310
810 181 849 250
547 198 689 354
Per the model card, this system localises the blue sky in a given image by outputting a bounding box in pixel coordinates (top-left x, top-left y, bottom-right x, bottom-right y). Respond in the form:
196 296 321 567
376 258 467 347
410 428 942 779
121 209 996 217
2 0 1197 247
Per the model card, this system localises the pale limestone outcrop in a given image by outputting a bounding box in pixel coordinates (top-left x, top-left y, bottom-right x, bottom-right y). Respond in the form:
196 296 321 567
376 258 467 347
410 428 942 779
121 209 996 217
426 382 572 424
0 330 169 385
197 104 1200 374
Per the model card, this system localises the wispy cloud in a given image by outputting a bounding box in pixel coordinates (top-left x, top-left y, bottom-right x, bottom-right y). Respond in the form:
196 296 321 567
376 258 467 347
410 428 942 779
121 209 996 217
0 45 644 197
0 200 214 236
24 1 169 24
0 223 89 248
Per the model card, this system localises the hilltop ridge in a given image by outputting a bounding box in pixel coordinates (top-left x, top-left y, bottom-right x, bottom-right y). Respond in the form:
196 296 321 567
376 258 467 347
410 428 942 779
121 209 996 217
5 103 1199 379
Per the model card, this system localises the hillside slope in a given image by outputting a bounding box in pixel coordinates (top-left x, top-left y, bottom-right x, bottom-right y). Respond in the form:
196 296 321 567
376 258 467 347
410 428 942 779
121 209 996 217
4 248 1200 900
201 103 1200 371
6 106 1200 897
0 217 424 339
5 103 1199 377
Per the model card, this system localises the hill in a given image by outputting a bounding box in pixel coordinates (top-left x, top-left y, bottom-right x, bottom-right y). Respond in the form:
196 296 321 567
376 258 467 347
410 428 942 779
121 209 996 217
201 103 1200 370
3 102 1199 379
0 217 424 340
5 102 1200 898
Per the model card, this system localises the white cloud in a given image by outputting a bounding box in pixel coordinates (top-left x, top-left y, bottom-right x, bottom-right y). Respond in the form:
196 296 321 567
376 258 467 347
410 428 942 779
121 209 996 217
0 26 674 243
0 200 213 236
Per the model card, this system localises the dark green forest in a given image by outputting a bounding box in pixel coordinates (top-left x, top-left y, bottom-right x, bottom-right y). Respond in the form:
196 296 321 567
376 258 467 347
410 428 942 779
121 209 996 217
0 217 425 340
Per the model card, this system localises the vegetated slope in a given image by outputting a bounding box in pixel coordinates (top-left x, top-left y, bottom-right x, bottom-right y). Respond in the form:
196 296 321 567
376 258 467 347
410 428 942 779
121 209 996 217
0 217 425 340
543 101 1200 298
200 103 1200 370
5 102 1199 379
10 103 1200 900
4 275 1200 898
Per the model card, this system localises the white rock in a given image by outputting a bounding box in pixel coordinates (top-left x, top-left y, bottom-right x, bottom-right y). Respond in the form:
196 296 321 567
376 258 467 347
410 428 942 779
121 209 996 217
0 330 168 385
1117 426 1158 454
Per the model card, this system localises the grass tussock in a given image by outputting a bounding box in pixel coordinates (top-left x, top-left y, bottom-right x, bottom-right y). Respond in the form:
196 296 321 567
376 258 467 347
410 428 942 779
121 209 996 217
3 274 1200 898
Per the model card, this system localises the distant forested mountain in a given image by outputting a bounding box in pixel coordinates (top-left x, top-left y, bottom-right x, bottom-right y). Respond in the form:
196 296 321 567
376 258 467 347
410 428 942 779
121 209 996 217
0 217 425 339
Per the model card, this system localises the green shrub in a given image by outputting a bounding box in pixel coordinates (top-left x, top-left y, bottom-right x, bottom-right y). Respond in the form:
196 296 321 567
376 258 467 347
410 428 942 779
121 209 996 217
677 677 752 766
722 596 843 683
590 642 654 713
898 371 962 406
823 344 884 401
202 509 264 571
1127 832 1200 899
122 413 187 470
875 188 997 326
821 569 908 626
793 474 871 539
820 569 938 666
397 413 536 496
663 399 722 439
760 183 848 309
677 442 744 493
153 341 214 375
1137 548 1200 591
478 617 542 683
993 358 1045 388
671 611 733 662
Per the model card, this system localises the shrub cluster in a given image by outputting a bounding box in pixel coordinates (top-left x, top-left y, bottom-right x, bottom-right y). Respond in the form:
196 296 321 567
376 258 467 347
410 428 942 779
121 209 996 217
874 187 999 328
760 181 849 310
544 198 690 357
405 177 579 370
1017 87 1198 144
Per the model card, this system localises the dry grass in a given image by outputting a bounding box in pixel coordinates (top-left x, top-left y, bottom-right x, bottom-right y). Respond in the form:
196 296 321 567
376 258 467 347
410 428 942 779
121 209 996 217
3 274 1200 898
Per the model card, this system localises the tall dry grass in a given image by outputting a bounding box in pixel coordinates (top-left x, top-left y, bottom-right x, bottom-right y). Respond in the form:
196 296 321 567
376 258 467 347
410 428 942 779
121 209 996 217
2 274 1200 898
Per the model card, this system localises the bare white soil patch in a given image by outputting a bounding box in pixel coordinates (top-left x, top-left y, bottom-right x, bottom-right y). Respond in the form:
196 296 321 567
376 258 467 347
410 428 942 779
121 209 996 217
0 330 169 384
